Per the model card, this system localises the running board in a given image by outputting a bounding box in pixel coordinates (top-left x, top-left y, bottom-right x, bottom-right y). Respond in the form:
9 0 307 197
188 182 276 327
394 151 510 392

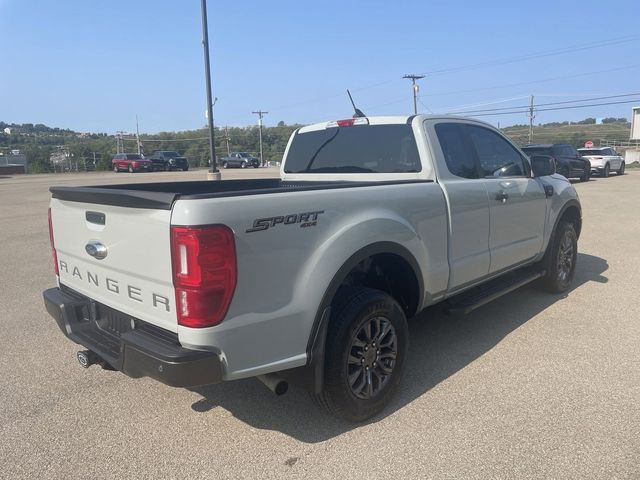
446 267 545 315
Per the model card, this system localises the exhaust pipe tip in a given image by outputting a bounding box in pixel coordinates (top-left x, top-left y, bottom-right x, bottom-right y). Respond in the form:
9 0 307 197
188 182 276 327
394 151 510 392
257 373 288 396
77 350 101 369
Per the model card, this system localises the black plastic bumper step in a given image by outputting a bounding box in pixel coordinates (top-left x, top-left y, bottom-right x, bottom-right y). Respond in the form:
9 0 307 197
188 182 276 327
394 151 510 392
446 266 545 315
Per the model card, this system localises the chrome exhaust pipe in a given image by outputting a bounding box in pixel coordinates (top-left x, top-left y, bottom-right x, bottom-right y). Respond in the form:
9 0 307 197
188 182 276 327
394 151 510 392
257 373 288 396
77 350 101 368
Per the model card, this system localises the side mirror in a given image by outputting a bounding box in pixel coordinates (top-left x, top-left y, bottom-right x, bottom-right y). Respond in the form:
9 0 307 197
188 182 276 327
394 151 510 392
531 155 556 177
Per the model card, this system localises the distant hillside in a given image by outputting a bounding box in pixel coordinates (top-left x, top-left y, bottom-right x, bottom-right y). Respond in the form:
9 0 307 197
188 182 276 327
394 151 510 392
1 118 633 173
502 118 631 147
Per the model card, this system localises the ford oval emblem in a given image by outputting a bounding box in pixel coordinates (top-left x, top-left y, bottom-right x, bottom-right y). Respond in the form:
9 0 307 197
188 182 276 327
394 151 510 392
85 240 108 260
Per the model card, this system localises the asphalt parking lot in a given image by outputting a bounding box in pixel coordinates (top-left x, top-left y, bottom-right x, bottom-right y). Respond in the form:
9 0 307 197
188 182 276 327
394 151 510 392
1 169 638 479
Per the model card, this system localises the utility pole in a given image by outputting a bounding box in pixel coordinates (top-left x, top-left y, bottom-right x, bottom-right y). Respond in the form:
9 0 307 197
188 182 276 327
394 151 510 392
528 95 535 144
200 0 220 180
403 74 425 115
116 131 124 154
224 126 231 156
135 115 141 155
252 110 268 167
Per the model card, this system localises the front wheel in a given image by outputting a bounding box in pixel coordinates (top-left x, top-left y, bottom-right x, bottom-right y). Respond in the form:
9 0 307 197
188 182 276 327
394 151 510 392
617 162 625 176
222 162 228 169
603 163 610 178
313 287 408 422
540 221 578 293
241 161 247 169
113 165 118 173
128 165 134 173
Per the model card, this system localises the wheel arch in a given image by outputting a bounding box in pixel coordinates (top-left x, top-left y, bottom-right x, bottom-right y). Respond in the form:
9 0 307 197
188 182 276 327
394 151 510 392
280 241 423 394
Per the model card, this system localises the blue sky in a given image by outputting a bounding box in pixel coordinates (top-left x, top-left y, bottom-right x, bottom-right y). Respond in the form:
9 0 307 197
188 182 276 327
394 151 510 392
1 0 639 133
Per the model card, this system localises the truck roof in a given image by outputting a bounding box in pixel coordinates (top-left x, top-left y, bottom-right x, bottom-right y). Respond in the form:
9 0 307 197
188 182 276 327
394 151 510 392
297 114 491 133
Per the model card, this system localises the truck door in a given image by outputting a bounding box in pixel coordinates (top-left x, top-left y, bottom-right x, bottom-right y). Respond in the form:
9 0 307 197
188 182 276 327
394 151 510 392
431 122 491 290
465 124 547 273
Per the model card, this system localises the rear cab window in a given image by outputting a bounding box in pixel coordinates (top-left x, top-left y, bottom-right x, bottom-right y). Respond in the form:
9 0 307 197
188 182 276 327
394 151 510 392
284 124 422 174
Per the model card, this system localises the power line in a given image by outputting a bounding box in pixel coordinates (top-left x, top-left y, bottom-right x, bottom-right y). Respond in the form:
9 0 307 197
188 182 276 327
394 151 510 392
468 98 640 117
446 92 640 114
418 35 639 77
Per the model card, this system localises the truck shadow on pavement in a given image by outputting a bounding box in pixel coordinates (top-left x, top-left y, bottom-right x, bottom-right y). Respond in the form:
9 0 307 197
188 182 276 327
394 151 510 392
190 253 608 443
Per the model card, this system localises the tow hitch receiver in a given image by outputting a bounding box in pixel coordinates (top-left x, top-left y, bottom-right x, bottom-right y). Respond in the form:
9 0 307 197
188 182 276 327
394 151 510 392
77 350 101 368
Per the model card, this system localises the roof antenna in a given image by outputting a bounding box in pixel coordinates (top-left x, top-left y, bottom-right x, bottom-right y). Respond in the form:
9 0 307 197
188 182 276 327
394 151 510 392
347 89 366 118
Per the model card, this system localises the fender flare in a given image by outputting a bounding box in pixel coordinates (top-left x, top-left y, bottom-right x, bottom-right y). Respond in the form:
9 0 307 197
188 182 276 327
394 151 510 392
281 241 423 393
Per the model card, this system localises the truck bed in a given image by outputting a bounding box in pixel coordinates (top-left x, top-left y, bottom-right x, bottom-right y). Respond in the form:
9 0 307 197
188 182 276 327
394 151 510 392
50 178 431 210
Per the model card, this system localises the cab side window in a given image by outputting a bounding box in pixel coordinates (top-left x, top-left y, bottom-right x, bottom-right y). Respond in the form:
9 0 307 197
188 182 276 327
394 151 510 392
467 125 528 177
434 123 479 179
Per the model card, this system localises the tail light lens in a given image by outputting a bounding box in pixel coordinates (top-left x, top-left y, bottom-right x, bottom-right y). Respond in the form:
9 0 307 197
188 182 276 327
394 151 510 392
170 225 237 328
48 208 59 276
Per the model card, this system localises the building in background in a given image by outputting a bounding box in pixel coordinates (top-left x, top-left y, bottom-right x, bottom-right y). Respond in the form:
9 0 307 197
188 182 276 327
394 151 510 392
625 107 640 165
0 153 28 174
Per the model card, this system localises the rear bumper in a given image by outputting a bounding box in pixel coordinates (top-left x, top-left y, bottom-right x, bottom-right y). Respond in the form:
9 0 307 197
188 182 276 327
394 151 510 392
43 287 223 387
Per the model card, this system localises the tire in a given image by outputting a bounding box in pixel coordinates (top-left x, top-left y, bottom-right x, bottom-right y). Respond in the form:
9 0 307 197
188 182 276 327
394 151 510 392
165 163 171 172
539 221 578 293
128 165 134 173
560 166 570 179
579 169 590 182
183 166 189 172
113 165 118 173
312 287 409 422
603 163 610 178
241 161 247 169
617 162 625 176
222 162 228 169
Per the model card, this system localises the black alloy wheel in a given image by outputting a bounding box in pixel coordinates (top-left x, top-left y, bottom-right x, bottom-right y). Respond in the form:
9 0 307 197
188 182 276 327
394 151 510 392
313 287 408 422
347 316 398 399
540 221 577 293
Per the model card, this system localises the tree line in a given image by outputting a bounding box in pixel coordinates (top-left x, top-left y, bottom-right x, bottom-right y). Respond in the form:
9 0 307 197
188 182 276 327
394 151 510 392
0 121 301 173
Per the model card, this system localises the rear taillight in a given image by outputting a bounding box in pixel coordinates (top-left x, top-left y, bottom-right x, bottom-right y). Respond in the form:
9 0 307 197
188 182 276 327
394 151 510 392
48 208 59 276
170 225 237 328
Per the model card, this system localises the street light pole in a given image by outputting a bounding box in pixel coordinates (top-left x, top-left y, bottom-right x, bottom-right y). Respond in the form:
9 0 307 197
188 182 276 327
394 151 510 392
200 0 220 180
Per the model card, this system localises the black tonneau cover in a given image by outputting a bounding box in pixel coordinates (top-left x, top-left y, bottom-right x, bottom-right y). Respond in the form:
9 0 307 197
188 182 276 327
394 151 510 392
50 178 432 210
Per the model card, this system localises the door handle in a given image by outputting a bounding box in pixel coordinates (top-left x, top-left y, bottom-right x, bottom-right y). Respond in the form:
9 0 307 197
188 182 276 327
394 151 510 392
495 191 509 203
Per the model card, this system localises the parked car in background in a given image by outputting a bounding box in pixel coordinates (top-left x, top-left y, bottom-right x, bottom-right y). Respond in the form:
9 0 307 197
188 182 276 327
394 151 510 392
220 152 261 168
148 151 189 171
577 147 625 177
522 144 591 182
112 153 152 173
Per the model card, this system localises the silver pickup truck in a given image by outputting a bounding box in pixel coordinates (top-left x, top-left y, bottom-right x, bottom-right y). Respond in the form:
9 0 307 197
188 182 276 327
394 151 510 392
43 115 581 421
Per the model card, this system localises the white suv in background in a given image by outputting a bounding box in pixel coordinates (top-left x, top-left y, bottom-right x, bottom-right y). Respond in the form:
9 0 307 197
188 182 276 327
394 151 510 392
578 147 625 177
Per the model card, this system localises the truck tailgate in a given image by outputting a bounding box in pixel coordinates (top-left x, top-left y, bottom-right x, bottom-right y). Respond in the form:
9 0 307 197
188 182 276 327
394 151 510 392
50 198 177 332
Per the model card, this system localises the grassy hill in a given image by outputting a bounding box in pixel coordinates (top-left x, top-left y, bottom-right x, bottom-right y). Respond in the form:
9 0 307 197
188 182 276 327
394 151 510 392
502 120 632 147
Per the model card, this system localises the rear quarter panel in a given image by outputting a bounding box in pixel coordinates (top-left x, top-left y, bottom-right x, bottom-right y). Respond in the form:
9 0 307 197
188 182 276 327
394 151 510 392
171 182 449 379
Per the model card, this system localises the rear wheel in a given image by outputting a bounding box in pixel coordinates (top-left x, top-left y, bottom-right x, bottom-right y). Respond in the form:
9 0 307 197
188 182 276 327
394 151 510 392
165 163 171 172
241 161 247 169
560 166 570 179
113 165 118 173
540 221 577 293
603 163 610 178
617 162 625 176
222 162 228 169
312 287 408 422
128 165 134 173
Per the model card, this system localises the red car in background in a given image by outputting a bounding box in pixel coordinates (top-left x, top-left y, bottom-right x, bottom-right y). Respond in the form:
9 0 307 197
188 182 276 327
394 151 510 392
112 153 153 173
